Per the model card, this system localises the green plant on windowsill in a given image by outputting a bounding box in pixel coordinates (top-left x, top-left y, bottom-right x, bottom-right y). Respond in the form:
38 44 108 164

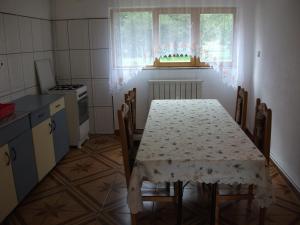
153 55 210 68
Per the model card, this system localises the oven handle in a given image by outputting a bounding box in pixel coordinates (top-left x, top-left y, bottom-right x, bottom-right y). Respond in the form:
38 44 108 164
78 91 88 100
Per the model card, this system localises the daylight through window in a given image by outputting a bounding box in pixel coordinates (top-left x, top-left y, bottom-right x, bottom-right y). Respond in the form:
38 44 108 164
112 8 236 68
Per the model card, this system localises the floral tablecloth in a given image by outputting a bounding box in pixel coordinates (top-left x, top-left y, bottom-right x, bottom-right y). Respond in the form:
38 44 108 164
128 100 272 214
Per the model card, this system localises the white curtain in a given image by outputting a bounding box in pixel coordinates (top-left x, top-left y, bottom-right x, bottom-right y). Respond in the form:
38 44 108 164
109 0 253 91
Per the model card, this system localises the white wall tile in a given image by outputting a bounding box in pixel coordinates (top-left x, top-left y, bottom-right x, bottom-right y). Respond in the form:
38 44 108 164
88 107 95 134
68 20 89 49
7 54 24 92
72 78 93 106
54 51 70 79
4 14 21 53
0 55 10 96
32 19 43 51
0 95 11 103
41 20 53 51
19 17 33 52
89 19 109 49
57 79 71 85
70 50 91 77
22 53 36 88
53 20 69 50
94 107 114 134
91 49 109 78
0 14 7 54
10 90 25 101
25 86 39 95
92 79 112 107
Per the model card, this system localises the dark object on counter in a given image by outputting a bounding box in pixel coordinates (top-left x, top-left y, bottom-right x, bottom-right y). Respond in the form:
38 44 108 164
0 103 16 120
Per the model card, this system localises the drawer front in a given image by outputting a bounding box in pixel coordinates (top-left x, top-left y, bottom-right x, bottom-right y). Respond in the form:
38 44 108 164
0 117 30 145
50 98 65 116
30 106 50 127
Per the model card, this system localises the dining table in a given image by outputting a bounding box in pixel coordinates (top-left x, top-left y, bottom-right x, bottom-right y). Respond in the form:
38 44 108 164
128 99 273 224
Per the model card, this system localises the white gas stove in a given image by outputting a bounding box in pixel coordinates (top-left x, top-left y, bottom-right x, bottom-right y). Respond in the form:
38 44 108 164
35 59 89 148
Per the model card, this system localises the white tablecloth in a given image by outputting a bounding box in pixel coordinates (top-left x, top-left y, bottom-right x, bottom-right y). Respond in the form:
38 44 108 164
128 100 272 214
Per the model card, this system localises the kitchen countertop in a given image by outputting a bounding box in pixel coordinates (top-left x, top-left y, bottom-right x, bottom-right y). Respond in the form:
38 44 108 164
13 95 64 112
0 111 29 129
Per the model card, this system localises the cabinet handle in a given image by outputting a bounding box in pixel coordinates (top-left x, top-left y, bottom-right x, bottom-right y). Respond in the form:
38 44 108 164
49 122 53 134
55 104 61 108
53 120 56 131
11 148 16 161
4 152 10 166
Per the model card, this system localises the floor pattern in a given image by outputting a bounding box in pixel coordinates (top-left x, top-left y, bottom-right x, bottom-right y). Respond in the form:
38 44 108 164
2 135 300 225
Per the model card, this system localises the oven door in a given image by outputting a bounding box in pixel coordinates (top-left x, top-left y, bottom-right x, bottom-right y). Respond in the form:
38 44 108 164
78 93 89 125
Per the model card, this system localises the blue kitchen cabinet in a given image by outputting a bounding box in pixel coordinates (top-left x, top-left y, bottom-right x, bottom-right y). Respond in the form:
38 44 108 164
9 129 38 202
52 109 69 162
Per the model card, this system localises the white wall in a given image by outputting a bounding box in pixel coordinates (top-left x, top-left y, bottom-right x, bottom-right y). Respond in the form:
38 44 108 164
0 0 51 19
51 0 108 19
251 0 300 190
0 0 53 103
51 0 113 134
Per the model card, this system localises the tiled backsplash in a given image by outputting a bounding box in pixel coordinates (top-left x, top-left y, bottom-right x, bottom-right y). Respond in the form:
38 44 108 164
0 12 114 134
52 18 113 134
0 13 54 102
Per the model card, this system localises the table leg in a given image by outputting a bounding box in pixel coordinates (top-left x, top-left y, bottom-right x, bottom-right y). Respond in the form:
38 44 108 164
259 207 266 225
176 181 183 225
210 183 217 225
131 213 137 225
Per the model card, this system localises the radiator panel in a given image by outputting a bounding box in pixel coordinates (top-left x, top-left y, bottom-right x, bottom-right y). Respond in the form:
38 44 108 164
149 80 203 102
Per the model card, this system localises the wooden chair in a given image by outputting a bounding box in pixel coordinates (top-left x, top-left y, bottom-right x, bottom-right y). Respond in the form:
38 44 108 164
234 86 248 131
215 98 272 225
125 88 143 134
253 98 272 166
118 103 183 225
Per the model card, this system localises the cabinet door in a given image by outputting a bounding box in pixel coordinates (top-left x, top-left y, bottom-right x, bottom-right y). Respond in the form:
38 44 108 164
52 109 69 162
0 145 18 222
9 130 38 202
32 118 56 181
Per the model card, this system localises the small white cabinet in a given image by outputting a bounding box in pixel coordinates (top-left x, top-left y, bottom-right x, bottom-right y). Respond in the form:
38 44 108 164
32 118 56 181
0 144 18 222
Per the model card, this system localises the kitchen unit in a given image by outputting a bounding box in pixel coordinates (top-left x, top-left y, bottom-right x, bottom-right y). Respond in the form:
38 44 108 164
0 95 70 222
14 95 69 180
0 112 37 221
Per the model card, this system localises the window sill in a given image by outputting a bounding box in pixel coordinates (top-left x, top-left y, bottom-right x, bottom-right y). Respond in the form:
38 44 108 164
143 66 212 70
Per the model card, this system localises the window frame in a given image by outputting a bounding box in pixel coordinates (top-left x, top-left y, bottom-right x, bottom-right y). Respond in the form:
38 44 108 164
111 7 236 68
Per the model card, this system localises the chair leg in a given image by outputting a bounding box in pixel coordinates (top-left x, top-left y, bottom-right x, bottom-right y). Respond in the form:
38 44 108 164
131 213 137 225
247 185 254 212
215 198 220 225
210 184 217 225
259 208 266 225
176 181 183 225
166 182 171 195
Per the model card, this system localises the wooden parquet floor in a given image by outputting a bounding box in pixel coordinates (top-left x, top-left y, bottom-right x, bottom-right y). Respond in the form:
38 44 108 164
2 135 300 225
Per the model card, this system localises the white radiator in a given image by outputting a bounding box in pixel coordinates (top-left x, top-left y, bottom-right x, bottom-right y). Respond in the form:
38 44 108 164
148 80 203 101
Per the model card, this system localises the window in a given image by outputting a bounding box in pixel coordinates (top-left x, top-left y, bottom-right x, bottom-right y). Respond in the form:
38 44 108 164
159 13 192 62
200 13 234 64
112 8 236 68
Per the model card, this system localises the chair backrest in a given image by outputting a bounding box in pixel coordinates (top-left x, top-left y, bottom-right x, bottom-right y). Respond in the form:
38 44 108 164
124 88 137 132
118 103 135 188
253 98 272 165
235 86 248 131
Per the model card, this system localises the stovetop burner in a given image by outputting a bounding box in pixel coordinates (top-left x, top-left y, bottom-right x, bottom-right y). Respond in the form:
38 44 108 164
49 84 84 91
